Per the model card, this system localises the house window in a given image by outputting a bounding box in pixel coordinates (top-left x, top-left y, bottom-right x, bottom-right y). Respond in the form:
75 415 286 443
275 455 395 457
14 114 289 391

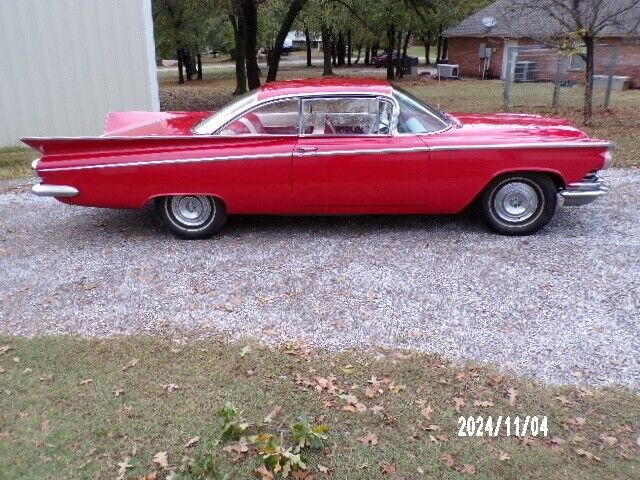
569 48 586 70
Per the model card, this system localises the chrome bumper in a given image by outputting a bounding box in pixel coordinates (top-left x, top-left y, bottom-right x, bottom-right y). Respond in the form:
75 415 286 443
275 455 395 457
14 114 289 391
559 173 608 206
32 183 79 198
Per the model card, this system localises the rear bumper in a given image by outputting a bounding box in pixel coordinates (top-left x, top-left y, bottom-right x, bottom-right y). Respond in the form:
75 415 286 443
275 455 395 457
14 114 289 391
32 183 79 198
559 174 608 206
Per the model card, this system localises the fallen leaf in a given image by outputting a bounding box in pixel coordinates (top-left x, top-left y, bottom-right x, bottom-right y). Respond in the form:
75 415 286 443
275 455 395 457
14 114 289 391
371 405 384 415
184 436 200 448
555 395 572 406
420 404 434 420
564 417 586 429
421 424 441 431
23 368 32 374
357 433 379 445
240 346 252 357
138 473 158 480
460 464 477 475
222 439 249 455
577 386 594 398
121 358 139 372
39 373 53 382
574 448 601 462
379 461 396 474
0 367 5 374
440 452 458 468
599 435 618 447
317 464 329 474
256 466 274 479
163 383 179 393
498 450 511 461
453 397 465 412
116 456 132 480
292 470 313 479
473 400 494 407
488 375 503 387
0 345 13 355
389 384 406 394
506 388 518 407
79 379 93 385
263 406 282 423
152 451 169 469
114 389 124 397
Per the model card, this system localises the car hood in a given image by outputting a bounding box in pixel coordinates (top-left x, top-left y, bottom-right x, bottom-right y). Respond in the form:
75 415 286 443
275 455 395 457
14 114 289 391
445 112 590 142
103 111 213 136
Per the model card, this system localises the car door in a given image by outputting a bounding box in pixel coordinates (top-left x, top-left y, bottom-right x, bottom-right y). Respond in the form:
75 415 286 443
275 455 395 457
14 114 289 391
292 96 430 208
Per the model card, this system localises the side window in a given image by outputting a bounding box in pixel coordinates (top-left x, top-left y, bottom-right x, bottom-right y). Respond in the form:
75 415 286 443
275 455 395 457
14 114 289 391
394 92 448 134
301 97 392 135
218 99 300 135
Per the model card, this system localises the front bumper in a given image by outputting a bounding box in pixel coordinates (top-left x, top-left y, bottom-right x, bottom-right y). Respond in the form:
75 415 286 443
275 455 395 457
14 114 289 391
32 183 79 197
559 173 608 206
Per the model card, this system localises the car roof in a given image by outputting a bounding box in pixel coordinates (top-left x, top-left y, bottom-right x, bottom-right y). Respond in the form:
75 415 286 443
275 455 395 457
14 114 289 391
257 77 393 100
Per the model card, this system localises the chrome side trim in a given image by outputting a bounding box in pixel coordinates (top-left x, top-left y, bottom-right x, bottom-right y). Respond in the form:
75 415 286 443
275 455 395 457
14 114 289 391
37 142 614 173
32 183 79 197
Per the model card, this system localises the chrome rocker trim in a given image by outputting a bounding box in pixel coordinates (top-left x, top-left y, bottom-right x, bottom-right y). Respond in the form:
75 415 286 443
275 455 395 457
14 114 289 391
559 176 608 206
32 183 79 197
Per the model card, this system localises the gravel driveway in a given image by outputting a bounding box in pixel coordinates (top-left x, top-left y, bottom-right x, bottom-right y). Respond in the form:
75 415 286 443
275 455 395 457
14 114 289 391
1 169 638 387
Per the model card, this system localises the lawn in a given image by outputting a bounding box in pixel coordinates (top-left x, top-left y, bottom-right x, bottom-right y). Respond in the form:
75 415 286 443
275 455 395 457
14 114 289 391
0 336 637 479
0 147 38 181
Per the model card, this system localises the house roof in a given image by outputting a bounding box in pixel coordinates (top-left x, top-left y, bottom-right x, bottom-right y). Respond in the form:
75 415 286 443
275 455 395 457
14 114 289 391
444 0 640 39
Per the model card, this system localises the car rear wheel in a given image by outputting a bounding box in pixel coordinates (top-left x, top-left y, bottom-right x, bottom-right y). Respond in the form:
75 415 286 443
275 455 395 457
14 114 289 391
157 195 227 239
481 173 557 235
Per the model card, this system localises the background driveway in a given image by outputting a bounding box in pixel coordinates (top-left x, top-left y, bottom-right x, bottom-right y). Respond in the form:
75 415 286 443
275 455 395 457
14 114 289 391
1 169 638 387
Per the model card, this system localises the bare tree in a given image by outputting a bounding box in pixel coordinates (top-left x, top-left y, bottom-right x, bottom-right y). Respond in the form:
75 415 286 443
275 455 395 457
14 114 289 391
511 0 640 124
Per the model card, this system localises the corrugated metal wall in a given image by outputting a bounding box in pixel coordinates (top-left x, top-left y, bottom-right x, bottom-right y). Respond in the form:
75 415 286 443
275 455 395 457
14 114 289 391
0 0 159 146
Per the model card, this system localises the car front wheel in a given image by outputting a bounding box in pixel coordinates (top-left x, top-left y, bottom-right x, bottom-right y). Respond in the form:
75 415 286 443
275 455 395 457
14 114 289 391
481 173 557 235
157 195 227 239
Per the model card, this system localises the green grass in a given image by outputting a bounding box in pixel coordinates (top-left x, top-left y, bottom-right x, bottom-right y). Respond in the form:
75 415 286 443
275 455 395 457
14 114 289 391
0 336 637 479
0 147 38 181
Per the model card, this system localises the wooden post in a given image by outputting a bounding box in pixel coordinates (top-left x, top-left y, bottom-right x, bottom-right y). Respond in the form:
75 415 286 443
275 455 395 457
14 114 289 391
604 43 620 109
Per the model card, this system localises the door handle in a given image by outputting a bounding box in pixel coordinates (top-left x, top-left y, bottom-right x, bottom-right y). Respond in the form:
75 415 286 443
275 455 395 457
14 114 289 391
296 146 318 154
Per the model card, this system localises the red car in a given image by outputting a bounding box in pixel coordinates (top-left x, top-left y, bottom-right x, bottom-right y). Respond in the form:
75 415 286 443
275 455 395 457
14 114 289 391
23 78 611 239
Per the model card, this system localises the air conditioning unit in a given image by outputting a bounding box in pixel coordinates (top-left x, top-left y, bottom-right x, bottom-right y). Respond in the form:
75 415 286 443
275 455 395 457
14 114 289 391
514 61 536 82
437 64 459 79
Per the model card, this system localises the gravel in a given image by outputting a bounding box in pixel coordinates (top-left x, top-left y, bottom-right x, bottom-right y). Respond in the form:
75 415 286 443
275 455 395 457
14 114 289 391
1 169 639 388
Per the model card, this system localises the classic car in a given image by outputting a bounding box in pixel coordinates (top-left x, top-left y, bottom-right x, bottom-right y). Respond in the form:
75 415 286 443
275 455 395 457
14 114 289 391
23 77 611 239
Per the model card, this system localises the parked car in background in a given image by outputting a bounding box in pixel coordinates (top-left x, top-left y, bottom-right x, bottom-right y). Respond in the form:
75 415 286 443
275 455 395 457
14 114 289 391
24 78 612 239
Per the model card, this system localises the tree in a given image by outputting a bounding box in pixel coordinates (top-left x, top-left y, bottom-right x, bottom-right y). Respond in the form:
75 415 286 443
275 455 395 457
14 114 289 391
510 0 640 124
266 0 309 82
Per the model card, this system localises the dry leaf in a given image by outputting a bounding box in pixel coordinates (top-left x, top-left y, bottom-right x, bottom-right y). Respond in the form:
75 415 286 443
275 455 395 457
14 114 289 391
498 451 511 461
564 417 586 429
114 389 124 397
138 473 158 480
421 424 441 431
357 433 379 445
371 405 384 415
0 345 13 355
473 400 494 407
420 405 434 420
0 367 5 374
453 397 465 412
291 470 313 479
574 448 601 462
116 456 132 480
184 436 200 448
460 464 477 475
440 452 458 468
256 466 274 479
317 464 329 474
263 406 282 423
39 373 53 382
488 375 503 387
506 388 518 407
555 395 572 405
599 435 618 447
379 461 396 474
121 358 140 372
163 383 179 393
152 451 169 469
222 440 249 455
79 379 93 385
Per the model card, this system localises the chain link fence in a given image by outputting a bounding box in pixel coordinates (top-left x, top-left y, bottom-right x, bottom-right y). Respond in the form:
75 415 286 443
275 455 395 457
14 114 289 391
502 43 636 111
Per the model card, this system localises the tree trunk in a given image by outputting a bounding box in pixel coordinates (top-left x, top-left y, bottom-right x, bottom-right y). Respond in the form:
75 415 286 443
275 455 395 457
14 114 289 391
423 32 431 65
436 24 443 63
321 25 333 76
196 52 202 79
442 36 448 61
354 43 362 64
230 13 247 95
583 36 595 125
177 49 184 84
395 30 403 78
372 41 378 57
386 25 395 80
347 29 352 66
242 0 260 90
331 37 337 66
266 0 307 82
364 44 370 65
399 30 411 77
305 27 312 67
337 31 345 66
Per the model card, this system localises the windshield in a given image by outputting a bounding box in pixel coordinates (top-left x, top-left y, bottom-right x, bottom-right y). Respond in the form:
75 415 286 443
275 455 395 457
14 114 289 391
392 86 450 134
193 91 258 134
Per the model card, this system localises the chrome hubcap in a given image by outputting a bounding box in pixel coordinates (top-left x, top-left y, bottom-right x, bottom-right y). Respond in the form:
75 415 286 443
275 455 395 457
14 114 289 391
170 195 213 227
493 182 539 223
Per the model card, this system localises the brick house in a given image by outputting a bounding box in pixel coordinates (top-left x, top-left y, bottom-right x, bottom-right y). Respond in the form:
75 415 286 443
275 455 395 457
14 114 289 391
443 0 640 88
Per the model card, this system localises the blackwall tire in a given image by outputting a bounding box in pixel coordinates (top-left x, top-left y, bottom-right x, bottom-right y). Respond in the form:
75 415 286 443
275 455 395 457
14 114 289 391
157 195 227 239
481 173 557 236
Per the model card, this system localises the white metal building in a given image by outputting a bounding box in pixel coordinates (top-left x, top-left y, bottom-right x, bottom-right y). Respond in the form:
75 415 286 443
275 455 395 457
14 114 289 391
0 0 159 146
